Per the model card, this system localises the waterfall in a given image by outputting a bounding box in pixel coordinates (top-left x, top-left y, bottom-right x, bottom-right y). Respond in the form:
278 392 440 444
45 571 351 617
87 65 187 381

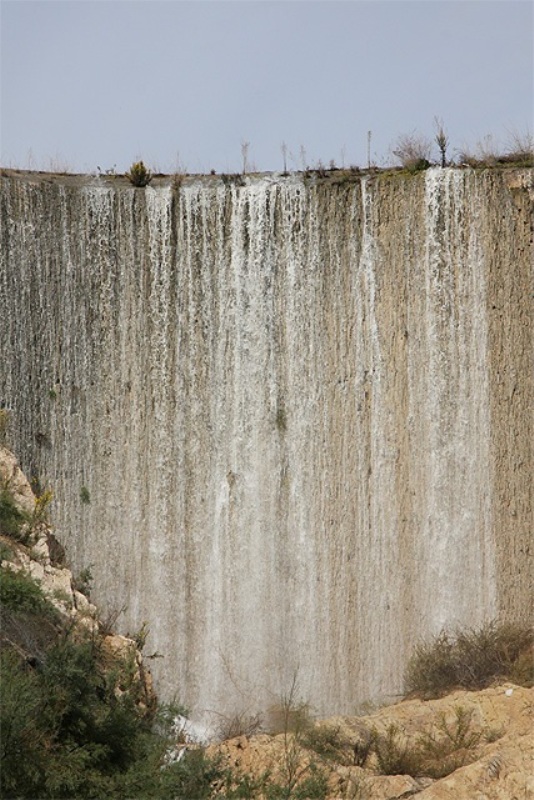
1 168 531 721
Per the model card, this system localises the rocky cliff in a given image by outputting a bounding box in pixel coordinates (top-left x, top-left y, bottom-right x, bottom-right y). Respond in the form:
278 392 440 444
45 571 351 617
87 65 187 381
0 445 155 712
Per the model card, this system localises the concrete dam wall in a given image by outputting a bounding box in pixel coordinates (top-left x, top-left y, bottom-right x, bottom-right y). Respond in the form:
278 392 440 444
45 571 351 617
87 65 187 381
1 168 532 720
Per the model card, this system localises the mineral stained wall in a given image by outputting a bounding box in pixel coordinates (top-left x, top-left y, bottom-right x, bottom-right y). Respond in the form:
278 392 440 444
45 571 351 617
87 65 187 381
1 168 531 719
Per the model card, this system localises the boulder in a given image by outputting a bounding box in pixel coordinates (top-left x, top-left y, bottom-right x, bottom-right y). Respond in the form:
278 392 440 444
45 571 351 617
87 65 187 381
0 446 36 515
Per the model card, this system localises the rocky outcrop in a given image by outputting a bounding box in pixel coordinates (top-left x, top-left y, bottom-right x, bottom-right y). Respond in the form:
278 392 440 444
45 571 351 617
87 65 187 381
0 445 156 711
210 684 534 799
0 444 35 515
1 444 99 626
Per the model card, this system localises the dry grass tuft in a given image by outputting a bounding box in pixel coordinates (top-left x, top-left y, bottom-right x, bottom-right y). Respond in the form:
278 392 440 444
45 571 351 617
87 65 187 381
404 620 534 699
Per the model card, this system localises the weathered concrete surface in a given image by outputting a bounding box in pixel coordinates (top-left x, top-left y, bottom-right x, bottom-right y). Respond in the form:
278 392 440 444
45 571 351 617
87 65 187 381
0 168 532 719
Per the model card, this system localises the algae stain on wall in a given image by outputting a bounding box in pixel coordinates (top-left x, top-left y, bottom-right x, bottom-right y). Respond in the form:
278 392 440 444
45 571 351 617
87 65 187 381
0 168 531 718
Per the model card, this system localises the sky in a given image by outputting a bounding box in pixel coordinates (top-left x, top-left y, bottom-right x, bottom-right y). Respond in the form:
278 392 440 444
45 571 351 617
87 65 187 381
1 0 532 175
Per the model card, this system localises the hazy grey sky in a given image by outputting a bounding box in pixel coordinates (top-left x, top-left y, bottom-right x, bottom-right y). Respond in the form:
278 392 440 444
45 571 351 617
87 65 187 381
1 1 532 174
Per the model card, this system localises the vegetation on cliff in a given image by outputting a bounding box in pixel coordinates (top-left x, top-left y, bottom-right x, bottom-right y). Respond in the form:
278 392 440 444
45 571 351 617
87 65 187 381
0 559 220 799
0 451 223 799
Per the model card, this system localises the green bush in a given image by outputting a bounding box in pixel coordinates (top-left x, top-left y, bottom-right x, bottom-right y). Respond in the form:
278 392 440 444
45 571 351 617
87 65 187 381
0 624 227 799
302 724 362 766
408 157 431 173
415 706 483 779
125 160 152 187
293 767 328 800
0 566 55 616
0 637 149 797
404 621 534 698
392 132 432 172
371 724 423 776
265 762 328 800
220 769 270 799
0 541 14 561
0 487 30 540
370 706 485 780
158 749 223 800
74 564 94 597
0 650 46 798
33 488 53 523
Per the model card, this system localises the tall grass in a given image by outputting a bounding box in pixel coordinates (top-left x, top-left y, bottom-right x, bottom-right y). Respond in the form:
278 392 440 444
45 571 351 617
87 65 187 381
404 621 533 699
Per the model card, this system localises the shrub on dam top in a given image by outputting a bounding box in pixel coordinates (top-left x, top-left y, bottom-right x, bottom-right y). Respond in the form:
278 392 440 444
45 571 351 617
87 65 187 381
404 621 534 699
125 160 152 187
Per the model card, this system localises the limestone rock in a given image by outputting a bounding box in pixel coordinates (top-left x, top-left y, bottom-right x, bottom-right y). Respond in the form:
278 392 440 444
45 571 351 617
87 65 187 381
101 633 156 712
0 447 155 712
0 445 35 515
31 528 51 565
210 684 534 799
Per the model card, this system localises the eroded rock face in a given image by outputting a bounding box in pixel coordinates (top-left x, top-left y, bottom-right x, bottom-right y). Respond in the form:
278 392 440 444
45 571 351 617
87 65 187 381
0 444 98 627
101 633 155 712
0 445 35 515
209 684 534 800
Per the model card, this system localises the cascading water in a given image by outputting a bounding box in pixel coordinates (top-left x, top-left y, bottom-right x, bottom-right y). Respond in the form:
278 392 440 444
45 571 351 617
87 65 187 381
0 167 531 721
